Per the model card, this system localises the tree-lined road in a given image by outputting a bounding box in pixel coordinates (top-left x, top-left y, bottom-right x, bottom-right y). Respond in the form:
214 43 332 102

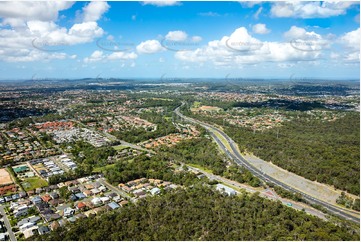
174 105 360 223
0 206 16 241
186 164 328 221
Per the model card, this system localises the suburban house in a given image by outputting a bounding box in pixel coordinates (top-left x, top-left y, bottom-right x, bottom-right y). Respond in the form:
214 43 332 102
215 184 237 196
63 207 75 217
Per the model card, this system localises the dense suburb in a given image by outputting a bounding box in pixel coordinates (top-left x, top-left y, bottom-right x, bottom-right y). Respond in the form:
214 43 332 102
32 186 359 241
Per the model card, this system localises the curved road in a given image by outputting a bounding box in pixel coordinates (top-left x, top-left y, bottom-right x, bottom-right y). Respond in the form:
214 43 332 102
175 105 360 224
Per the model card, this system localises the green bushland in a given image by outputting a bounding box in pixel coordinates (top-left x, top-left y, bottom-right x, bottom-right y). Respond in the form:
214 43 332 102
31 185 360 241
187 109 360 195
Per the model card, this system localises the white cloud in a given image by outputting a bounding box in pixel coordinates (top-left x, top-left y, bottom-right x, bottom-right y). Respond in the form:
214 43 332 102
84 50 138 63
68 22 104 40
339 28 360 50
253 7 263 19
84 50 104 63
0 1 108 62
142 1 180 7
82 1 110 22
192 36 202 42
175 26 324 66
252 23 270 34
338 28 360 62
198 12 221 17
108 52 138 60
0 1 74 26
136 40 164 54
271 1 357 18
0 47 69 62
240 1 262 8
165 30 188 41
284 26 321 40
344 51 360 62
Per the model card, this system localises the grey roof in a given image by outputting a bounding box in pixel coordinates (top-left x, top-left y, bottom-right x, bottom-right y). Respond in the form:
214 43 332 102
31 196 42 203
108 202 120 210
42 213 61 222
17 216 41 227
17 219 30 227
38 225 50 235
29 216 41 223
50 192 59 198
75 193 86 199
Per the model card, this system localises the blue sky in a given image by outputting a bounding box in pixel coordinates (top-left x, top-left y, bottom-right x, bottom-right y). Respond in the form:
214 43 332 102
0 1 359 80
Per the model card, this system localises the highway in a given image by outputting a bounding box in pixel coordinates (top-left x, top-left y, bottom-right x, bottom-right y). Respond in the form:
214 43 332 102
185 164 328 221
174 105 360 224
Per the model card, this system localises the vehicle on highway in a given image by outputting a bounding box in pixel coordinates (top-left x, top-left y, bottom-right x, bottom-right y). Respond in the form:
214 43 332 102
174 105 360 223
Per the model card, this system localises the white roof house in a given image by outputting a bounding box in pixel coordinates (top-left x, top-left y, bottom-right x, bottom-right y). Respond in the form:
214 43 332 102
100 197 110 203
20 222 35 232
215 184 237 196
91 197 102 206
150 187 161 195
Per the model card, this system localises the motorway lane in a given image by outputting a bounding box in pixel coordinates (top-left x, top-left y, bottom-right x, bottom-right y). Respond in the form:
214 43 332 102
186 165 327 220
175 106 360 223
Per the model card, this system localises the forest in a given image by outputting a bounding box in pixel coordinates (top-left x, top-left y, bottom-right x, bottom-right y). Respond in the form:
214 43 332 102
102 132 261 188
159 137 261 187
31 185 359 241
188 109 360 195
227 112 360 195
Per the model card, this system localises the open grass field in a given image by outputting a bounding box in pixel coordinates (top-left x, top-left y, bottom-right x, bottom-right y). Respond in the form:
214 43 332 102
93 164 116 173
199 106 222 111
112 145 128 151
22 177 48 191
188 163 213 174
191 105 222 112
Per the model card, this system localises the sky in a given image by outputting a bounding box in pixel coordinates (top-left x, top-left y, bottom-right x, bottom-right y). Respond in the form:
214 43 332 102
0 1 359 80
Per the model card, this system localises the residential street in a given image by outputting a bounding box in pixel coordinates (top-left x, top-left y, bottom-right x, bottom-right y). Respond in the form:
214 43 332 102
99 178 131 199
0 205 16 241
